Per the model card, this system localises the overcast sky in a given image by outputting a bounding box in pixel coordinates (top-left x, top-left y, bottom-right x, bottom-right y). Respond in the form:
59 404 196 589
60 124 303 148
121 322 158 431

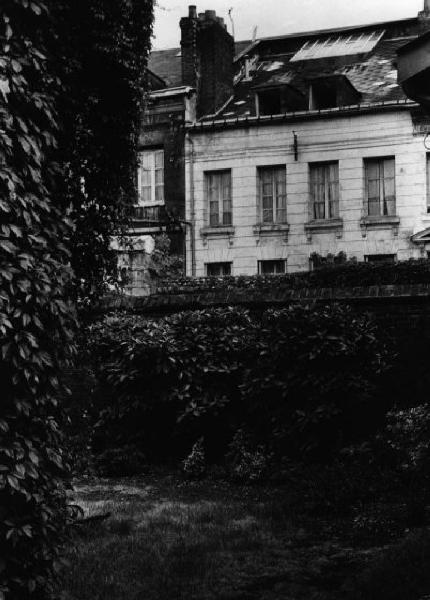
152 0 424 49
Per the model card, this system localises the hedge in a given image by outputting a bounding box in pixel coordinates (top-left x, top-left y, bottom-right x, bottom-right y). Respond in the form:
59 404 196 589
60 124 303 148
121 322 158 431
155 259 430 295
86 304 391 468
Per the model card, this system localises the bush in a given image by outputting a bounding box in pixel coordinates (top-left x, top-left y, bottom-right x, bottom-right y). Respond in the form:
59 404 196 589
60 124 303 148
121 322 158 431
87 304 391 470
182 438 206 480
226 430 271 483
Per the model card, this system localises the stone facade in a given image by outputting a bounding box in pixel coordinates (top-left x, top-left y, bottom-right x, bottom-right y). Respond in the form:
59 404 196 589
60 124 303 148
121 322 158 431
185 107 430 276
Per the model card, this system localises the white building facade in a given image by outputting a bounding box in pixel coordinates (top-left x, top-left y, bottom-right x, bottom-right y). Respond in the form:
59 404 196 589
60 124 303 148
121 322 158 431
185 104 430 276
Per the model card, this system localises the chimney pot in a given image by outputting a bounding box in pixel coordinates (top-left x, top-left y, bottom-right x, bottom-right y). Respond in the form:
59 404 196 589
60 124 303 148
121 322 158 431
205 10 217 20
198 12 205 19
425 0 430 11
188 5 197 18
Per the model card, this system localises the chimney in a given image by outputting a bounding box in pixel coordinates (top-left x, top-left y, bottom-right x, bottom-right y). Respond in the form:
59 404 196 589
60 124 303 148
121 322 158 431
180 5 235 118
419 0 430 19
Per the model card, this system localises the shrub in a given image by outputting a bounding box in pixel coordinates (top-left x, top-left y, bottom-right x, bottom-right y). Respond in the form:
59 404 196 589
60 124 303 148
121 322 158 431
226 430 271 483
182 438 206 480
95 445 147 477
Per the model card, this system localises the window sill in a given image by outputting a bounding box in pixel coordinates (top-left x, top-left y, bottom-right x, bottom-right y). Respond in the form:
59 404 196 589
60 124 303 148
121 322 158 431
305 218 343 241
360 215 400 238
253 223 290 243
200 226 235 246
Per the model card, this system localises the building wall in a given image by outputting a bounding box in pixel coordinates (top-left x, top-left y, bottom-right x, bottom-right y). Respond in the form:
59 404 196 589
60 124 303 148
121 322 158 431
186 109 430 276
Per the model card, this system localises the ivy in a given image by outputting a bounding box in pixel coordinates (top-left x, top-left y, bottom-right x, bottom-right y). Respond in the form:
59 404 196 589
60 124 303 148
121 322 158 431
0 0 154 597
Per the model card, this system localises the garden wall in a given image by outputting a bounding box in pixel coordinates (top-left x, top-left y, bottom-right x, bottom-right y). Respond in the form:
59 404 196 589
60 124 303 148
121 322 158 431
102 283 430 334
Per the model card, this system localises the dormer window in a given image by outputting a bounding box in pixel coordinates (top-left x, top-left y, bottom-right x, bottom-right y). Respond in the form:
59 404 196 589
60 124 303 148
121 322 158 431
257 88 281 116
308 75 361 110
255 84 306 116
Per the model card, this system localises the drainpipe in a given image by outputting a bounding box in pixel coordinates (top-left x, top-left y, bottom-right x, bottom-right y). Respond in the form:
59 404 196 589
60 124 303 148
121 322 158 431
185 131 196 276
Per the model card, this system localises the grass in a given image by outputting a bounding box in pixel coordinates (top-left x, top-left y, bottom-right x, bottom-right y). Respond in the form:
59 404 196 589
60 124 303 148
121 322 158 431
58 472 430 600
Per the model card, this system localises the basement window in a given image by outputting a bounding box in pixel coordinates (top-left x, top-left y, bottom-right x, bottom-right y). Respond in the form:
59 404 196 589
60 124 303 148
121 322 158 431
258 259 287 275
206 262 232 277
364 254 397 264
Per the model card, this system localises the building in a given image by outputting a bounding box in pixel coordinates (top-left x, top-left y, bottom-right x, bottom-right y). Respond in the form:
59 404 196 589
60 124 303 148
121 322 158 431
123 7 249 293
131 2 430 289
181 3 430 276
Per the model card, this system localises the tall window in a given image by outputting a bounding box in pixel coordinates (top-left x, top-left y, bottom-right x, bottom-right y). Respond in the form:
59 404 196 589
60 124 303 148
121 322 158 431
206 262 232 277
138 149 164 205
365 157 395 216
310 162 339 219
258 259 287 275
205 170 232 226
258 166 287 223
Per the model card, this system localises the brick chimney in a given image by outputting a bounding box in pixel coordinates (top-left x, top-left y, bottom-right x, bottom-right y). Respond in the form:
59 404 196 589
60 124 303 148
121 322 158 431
180 5 234 118
419 0 430 19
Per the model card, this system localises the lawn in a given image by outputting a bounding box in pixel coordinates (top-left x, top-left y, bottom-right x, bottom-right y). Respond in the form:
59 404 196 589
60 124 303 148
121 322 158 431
57 471 402 600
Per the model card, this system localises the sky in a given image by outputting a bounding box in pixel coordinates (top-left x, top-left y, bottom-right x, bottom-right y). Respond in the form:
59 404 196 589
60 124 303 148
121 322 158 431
152 0 424 49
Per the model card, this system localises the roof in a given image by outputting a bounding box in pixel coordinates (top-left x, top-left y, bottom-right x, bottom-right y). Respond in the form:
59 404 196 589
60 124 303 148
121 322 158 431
148 16 430 121
148 40 252 88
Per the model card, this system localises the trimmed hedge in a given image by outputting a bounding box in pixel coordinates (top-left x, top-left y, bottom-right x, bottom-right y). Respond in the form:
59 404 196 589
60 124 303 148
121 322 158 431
87 304 391 467
155 260 430 295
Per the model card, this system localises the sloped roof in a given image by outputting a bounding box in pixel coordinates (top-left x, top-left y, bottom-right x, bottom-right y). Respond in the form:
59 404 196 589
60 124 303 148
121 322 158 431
148 40 252 88
149 16 430 120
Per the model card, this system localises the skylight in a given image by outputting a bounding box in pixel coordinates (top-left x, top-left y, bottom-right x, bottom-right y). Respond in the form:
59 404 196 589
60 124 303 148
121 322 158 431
290 30 384 62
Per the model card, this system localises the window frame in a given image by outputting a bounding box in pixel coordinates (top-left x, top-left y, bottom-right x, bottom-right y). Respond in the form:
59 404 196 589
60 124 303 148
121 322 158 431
257 165 287 224
364 156 396 217
205 169 232 227
309 161 340 220
137 149 164 206
258 259 287 275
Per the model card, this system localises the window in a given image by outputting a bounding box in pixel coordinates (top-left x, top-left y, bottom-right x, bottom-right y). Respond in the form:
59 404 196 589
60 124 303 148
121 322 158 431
365 157 395 216
257 88 281 116
258 259 287 275
206 262 232 277
258 166 287 224
310 162 339 219
138 149 164 205
290 30 384 62
365 254 396 264
205 170 232 226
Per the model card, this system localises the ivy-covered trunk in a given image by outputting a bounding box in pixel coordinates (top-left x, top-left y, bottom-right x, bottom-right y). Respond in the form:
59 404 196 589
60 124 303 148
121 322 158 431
0 2 76 598
0 0 153 597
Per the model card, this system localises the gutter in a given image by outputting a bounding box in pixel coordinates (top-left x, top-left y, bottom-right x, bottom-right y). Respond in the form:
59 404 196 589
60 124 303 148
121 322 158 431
186 99 419 132
185 132 196 276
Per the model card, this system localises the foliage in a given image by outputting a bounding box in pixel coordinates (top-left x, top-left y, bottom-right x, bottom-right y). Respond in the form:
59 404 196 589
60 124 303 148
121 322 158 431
148 233 184 281
386 405 430 475
0 2 76 597
95 444 147 477
182 438 206 480
226 430 270 483
0 0 154 596
88 304 390 470
54 0 154 307
155 258 430 294
310 250 351 269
